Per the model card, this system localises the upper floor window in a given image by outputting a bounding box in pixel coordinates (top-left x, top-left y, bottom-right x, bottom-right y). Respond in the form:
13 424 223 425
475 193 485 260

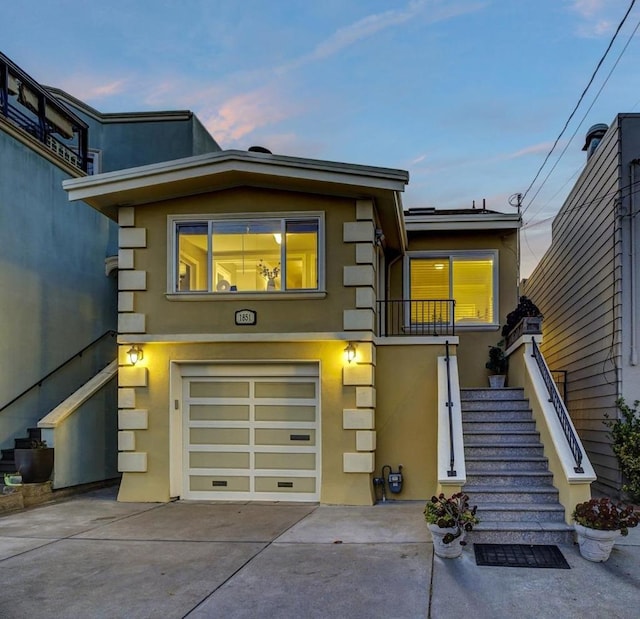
171 214 322 294
407 251 497 326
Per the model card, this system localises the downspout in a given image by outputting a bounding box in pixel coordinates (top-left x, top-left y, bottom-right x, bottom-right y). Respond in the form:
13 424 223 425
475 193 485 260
630 160 639 365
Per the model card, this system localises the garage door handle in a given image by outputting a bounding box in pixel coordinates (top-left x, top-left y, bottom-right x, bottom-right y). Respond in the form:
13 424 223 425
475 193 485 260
212 480 228 487
278 481 294 488
290 434 310 441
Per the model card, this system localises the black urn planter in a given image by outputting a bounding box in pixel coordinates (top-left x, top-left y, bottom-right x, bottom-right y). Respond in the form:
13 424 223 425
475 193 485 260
14 448 54 483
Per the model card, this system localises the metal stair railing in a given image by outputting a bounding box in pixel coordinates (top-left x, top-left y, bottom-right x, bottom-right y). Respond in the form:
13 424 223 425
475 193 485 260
445 340 456 477
530 339 584 473
0 330 116 416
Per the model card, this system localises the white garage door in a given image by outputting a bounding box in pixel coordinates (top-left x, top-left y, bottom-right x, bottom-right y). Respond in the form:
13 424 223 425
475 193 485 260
182 364 320 501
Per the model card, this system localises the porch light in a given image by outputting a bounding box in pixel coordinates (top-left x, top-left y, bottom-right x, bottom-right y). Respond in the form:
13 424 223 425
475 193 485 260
127 345 143 366
344 342 357 364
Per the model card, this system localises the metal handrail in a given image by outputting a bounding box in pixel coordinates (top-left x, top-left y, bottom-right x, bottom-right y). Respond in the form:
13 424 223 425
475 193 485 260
531 339 583 473
0 329 116 414
445 340 456 476
376 299 456 337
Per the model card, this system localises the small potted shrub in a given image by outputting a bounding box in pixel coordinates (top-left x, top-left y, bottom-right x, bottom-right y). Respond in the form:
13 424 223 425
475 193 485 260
573 497 639 562
485 345 508 388
424 492 479 558
14 439 54 484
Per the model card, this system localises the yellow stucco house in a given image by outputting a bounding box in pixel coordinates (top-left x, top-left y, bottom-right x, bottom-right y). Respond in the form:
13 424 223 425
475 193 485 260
63 148 523 506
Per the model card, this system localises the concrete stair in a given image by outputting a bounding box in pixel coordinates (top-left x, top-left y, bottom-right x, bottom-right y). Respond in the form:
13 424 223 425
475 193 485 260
461 387 574 544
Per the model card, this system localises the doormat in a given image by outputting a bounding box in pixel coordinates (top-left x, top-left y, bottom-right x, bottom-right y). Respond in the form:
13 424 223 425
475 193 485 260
474 544 570 569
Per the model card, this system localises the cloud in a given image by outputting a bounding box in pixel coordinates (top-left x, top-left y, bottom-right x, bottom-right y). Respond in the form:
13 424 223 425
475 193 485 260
567 0 621 37
502 142 555 160
199 85 304 146
279 0 486 72
52 74 129 102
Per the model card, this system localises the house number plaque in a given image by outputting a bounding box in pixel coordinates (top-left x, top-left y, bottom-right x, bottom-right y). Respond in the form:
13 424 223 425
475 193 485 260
235 309 257 326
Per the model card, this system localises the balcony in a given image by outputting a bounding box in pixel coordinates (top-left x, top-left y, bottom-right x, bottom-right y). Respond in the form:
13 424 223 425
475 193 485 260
377 299 456 337
0 52 88 173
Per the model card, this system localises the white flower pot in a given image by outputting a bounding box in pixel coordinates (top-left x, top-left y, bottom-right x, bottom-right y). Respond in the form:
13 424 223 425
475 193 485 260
488 375 506 388
574 523 621 562
427 524 465 558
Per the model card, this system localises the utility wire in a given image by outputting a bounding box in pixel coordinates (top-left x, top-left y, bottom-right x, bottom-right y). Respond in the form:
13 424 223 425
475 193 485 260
520 0 637 212
523 14 640 218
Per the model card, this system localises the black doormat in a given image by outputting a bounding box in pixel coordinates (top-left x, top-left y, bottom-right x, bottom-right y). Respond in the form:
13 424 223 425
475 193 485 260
474 544 570 569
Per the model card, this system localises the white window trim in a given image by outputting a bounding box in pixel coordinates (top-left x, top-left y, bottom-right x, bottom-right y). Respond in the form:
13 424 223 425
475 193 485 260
404 250 499 328
167 212 325 296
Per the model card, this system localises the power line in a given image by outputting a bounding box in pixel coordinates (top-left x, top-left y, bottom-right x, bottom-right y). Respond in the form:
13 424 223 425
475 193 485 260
523 14 640 218
520 0 637 212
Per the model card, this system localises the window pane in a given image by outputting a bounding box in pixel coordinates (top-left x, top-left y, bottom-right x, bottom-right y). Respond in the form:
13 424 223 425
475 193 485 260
212 220 281 292
409 259 451 323
285 220 318 290
177 222 208 291
452 257 494 323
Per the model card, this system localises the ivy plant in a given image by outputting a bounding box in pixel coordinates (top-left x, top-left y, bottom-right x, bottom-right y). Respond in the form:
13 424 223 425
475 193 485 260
604 398 640 502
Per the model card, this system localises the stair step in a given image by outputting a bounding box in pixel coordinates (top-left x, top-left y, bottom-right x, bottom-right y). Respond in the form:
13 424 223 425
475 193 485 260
462 409 533 421
461 388 524 401
465 444 545 457
14 438 34 449
465 456 549 471
463 421 536 433
468 521 574 545
464 430 540 445
461 400 531 411
465 471 554 487
471 502 566 522
464 485 560 504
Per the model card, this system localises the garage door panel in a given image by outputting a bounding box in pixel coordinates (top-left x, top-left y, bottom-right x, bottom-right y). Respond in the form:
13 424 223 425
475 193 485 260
190 404 250 421
255 428 316 446
255 405 316 422
190 381 250 398
190 428 250 445
190 476 250 492
183 366 319 501
254 452 315 470
255 476 316 493
254 381 316 399
190 452 250 469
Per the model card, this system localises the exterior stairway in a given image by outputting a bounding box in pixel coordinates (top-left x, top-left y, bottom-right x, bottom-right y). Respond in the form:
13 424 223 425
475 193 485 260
461 387 574 544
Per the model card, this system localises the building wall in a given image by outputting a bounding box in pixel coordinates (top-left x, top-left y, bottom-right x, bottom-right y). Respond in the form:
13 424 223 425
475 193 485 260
375 344 442 499
524 116 624 494
400 228 519 387
127 187 356 336
0 130 117 448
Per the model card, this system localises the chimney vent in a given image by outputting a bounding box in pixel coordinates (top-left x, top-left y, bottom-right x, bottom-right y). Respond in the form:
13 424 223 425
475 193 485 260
582 123 608 160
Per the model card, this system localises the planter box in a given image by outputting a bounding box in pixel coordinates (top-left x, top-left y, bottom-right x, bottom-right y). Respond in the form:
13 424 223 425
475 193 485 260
14 448 54 483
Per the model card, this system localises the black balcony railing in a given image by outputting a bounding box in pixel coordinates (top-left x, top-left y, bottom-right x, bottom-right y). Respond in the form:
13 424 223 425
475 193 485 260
377 299 456 337
0 52 88 172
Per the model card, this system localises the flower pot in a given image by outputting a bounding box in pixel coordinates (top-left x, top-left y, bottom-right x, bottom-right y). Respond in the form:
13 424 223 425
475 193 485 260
427 524 465 558
14 448 54 483
488 374 506 388
574 523 621 562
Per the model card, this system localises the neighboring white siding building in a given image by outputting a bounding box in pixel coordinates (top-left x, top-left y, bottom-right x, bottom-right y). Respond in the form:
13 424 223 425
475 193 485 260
524 114 640 496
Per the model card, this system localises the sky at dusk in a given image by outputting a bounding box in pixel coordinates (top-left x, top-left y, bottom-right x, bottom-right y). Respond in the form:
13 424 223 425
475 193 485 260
3 0 640 276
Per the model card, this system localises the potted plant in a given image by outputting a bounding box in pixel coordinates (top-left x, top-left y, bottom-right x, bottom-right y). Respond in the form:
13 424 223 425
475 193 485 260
14 439 54 484
573 497 639 562
485 345 508 388
424 492 479 558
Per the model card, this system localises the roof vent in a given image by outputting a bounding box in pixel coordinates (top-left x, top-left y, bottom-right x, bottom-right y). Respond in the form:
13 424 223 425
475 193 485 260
248 145 272 154
582 123 608 160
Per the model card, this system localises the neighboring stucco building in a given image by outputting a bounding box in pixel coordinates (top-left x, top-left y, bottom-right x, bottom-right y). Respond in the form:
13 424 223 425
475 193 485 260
0 51 220 489
524 114 640 496
64 150 521 505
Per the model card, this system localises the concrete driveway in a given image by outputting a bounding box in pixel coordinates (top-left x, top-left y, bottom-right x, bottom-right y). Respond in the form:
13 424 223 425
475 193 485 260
0 487 638 618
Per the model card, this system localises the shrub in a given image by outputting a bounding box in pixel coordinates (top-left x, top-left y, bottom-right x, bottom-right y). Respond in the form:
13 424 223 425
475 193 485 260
604 398 640 502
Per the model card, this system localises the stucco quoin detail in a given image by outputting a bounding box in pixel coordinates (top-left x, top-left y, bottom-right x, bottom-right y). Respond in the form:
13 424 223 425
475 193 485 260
118 248 134 270
119 206 135 227
118 270 147 291
355 243 376 265
356 387 376 408
343 408 375 429
118 313 146 334
356 430 376 452
119 227 147 248
343 221 374 243
119 367 148 388
118 409 148 430
356 199 375 221
118 430 136 451
343 452 375 473
118 292 135 312
118 452 147 473
118 388 136 409
343 265 375 287
343 309 375 332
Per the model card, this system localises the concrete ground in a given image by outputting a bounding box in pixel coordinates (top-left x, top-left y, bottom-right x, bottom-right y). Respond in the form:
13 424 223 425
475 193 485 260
0 488 638 619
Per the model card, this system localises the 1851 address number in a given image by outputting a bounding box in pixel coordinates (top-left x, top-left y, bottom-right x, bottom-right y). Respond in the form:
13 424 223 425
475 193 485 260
235 309 257 325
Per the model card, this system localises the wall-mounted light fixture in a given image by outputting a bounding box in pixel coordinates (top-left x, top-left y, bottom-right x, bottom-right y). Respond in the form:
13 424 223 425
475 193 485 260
127 345 143 365
344 342 357 364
